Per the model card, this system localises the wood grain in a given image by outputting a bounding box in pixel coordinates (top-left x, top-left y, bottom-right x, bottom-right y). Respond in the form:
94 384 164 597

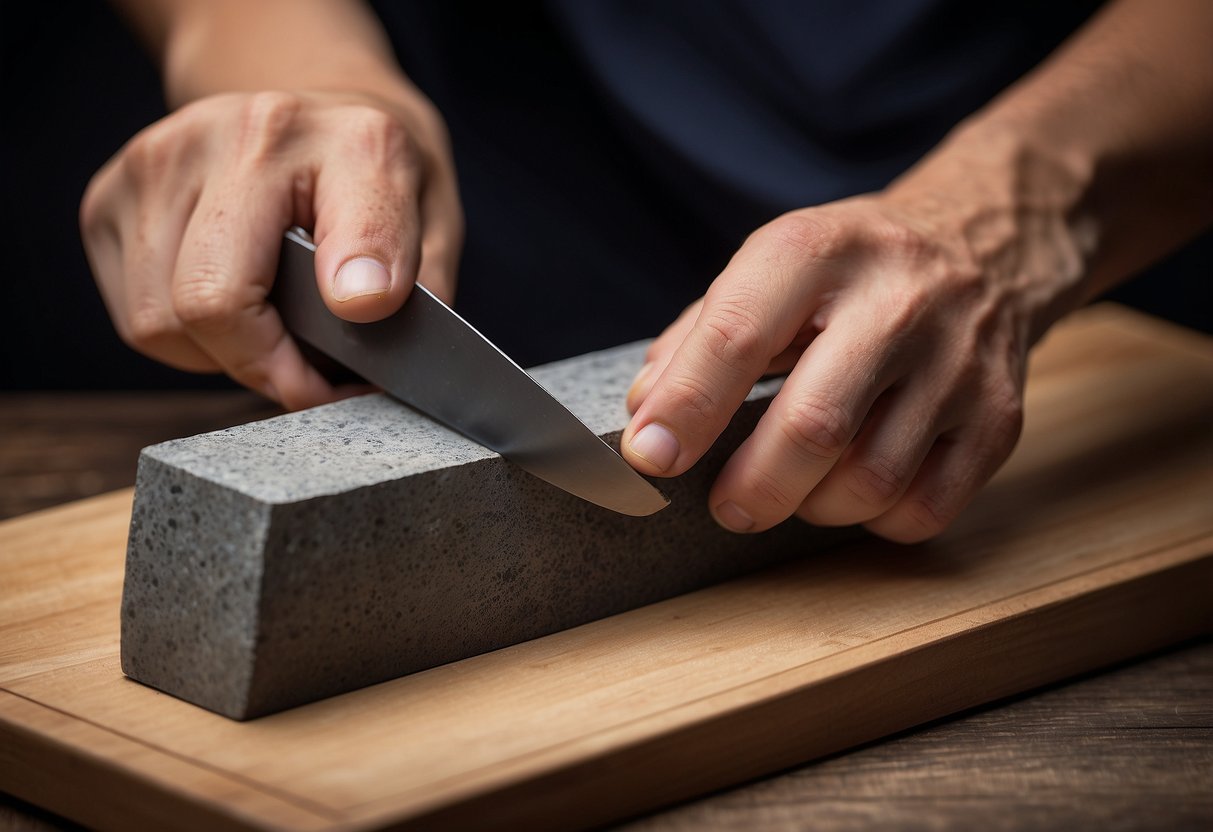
0 305 1211 831
7 641 1209 832
621 639 1213 832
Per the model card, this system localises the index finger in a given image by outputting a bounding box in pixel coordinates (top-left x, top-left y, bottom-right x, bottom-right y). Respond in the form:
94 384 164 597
172 175 336 410
621 214 847 476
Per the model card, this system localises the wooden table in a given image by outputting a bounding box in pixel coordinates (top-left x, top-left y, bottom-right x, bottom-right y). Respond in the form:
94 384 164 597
1 304 1211 830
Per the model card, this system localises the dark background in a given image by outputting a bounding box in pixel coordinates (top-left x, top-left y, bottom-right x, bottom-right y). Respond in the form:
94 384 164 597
1 2 1209 391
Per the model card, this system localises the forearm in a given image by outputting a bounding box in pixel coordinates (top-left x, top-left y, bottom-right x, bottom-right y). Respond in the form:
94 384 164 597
889 0 1213 333
113 0 420 109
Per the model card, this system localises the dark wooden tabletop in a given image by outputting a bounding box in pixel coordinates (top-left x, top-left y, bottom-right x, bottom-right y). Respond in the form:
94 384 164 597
1 391 1209 832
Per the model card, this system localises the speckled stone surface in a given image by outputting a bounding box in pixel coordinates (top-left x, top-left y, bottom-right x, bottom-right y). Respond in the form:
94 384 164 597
121 341 851 719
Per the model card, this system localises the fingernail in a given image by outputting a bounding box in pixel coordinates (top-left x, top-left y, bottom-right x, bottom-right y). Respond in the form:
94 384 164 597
333 257 391 301
713 500 755 533
628 422 680 472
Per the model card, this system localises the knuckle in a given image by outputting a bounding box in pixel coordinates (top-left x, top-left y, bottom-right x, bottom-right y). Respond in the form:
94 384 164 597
236 91 303 159
662 374 720 423
223 352 269 388
698 301 767 369
125 303 177 349
944 258 985 295
874 284 930 339
120 100 218 183
757 212 847 261
122 123 180 181
903 491 957 539
341 105 413 166
172 271 241 331
873 218 934 262
743 465 800 512
779 398 852 462
845 455 906 506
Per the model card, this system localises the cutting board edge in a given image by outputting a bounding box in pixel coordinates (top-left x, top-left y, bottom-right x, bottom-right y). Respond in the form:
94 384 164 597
0 689 342 832
335 534 1213 830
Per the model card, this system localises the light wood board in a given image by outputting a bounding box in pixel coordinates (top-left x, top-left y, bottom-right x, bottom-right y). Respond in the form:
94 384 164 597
1 304 1211 831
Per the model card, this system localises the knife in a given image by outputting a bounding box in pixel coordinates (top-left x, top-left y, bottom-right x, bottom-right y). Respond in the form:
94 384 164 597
270 228 670 517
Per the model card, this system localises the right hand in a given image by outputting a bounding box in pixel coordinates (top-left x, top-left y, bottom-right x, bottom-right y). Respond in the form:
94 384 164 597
81 88 463 409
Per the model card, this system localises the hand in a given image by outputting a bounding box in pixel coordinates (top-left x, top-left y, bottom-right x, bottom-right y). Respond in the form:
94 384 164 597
81 88 463 410
622 146 1092 542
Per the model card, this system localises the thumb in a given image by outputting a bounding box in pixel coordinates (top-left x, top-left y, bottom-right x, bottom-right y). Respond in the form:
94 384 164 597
311 152 421 324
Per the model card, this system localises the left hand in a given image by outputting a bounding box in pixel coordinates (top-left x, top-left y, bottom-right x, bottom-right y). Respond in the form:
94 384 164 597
622 148 1091 542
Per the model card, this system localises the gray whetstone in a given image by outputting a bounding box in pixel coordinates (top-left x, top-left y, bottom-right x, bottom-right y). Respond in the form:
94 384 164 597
121 341 849 719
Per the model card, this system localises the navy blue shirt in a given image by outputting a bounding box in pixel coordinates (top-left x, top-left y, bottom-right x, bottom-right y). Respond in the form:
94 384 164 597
370 1 1102 366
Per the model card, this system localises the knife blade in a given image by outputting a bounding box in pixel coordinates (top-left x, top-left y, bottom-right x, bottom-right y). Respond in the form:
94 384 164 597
270 228 670 517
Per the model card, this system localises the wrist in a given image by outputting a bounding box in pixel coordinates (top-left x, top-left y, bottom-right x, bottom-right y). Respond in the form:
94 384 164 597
882 119 1101 346
160 0 421 113
159 16 446 158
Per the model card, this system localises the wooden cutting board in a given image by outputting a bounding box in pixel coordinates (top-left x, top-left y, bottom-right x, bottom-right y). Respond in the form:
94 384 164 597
2 304 1211 832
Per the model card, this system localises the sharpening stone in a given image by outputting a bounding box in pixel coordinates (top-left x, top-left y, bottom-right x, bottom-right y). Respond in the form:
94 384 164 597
121 341 850 719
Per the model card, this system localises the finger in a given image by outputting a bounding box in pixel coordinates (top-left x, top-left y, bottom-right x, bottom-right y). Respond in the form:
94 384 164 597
311 105 423 323
626 299 702 414
706 312 898 533
120 202 222 373
622 215 855 476
172 175 335 410
794 386 945 527
81 153 219 373
628 296 821 416
864 404 1023 543
765 325 822 377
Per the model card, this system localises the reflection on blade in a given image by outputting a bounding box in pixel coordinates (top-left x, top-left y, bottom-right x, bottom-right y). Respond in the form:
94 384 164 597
270 229 669 516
